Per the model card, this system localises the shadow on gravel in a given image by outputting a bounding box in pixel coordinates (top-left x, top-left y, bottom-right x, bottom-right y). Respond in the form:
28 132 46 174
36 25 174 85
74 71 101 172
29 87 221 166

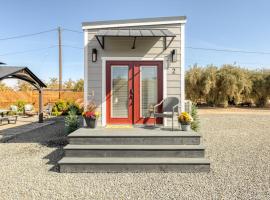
44 148 65 172
5 117 72 173
6 117 66 144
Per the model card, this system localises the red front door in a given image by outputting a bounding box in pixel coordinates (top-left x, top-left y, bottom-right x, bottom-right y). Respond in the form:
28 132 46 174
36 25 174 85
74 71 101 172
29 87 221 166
106 61 163 125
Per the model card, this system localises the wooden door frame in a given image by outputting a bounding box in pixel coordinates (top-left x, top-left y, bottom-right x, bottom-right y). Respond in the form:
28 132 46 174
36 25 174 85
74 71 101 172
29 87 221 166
106 60 163 125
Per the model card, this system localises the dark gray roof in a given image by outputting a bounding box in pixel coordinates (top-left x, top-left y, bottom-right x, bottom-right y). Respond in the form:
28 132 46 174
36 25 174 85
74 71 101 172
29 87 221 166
83 16 186 27
95 28 176 37
0 66 46 88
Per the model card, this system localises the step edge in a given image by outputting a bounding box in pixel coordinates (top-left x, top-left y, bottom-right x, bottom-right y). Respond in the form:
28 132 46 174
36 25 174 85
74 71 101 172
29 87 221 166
68 134 202 138
58 157 210 165
64 145 206 150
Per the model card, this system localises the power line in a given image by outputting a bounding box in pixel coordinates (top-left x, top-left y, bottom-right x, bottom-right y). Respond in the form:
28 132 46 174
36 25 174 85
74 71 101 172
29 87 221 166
186 58 270 68
0 44 84 57
62 45 83 49
0 45 58 56
186 58 270 66
0 28 57 41
186 46 270 55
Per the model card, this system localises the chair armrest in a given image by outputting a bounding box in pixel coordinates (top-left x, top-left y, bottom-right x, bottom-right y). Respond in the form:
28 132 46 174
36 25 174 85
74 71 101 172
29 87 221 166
153 99 164 113
172 104 181 115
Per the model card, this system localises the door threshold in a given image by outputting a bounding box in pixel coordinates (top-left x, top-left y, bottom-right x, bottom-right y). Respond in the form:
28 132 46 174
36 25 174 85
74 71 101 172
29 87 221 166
106 124 133 129
105 124 163 129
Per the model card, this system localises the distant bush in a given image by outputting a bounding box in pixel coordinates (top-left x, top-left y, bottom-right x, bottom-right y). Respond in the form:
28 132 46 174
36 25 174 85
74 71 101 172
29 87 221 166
191 104 200 132
65 108 80 133
64 101 83 115
186 65 270 107
52 99 67 116
52 100 83 116
15 100 26 113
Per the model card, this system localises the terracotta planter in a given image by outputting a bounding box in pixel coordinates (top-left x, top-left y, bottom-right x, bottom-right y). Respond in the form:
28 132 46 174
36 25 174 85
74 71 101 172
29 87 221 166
84 117 97 128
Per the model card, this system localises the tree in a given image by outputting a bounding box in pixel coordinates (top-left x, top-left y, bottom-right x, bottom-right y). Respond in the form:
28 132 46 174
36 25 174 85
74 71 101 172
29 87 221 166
201 65 218 105
73 79 84 92
64 79 75 90
0 81 12 91
251 71 270 107
214 65 252 106
185 64 253 107
185 65 204 102
185 64 218 104
16 80 34 91
47 77 59 89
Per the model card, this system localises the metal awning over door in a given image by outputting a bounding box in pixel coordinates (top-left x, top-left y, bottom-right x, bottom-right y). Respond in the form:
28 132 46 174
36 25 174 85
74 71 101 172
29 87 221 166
95 28 176 50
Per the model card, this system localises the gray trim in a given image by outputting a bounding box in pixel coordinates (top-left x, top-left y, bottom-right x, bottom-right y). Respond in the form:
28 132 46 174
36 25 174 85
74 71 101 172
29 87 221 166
82 16 186 27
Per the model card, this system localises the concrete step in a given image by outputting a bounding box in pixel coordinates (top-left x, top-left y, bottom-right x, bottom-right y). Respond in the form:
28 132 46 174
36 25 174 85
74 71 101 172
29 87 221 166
58 157 210 173
68 128 201 145
64 144 205 158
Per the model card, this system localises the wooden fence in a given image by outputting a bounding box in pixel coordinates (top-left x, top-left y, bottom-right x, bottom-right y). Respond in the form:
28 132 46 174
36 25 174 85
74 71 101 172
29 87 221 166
0 90 83 109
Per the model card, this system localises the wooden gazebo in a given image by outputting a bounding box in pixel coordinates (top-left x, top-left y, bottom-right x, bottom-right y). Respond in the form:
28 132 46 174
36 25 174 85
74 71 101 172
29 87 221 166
0 66 47 123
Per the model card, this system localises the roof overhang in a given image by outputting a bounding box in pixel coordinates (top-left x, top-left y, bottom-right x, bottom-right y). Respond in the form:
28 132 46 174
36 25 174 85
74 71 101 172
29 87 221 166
0 66 46 89
95 28 176 50
82 16 187 30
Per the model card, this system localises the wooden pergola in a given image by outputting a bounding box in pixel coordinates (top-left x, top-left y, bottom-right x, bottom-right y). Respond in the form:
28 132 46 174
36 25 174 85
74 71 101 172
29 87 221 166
0 66 47 123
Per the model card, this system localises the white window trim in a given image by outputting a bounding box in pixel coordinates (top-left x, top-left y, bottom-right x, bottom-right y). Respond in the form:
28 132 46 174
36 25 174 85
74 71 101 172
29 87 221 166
83 30 88 126
101 57 167 127
180 24 185 112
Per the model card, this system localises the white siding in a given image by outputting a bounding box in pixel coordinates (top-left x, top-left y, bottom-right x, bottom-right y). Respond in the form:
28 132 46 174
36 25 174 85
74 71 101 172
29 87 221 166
85 23 183 126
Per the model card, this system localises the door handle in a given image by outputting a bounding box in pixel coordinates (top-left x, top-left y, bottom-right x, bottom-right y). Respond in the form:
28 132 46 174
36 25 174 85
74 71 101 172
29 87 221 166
129 89 134 99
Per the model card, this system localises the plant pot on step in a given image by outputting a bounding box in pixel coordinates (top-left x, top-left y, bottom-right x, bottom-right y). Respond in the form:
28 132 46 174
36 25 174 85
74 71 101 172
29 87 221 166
180 123 191 131
84 117 97 128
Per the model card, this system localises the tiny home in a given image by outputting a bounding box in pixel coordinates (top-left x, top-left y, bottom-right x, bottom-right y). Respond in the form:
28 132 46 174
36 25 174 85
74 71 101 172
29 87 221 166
82 16 186 127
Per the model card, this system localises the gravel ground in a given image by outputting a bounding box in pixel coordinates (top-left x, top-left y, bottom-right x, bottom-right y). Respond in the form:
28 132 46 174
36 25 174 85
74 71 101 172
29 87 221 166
0 110 269 200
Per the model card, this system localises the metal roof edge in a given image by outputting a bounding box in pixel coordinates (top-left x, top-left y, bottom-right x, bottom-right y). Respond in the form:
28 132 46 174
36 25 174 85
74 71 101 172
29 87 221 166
0 66 46 88
82 16 187 30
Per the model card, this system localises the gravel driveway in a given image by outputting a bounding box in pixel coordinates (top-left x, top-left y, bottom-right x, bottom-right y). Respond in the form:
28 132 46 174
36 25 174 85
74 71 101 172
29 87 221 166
0 109 269 200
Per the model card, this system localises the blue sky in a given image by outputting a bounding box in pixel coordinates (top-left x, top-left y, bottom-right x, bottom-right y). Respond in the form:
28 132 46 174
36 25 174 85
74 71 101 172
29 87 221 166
0 0 270 84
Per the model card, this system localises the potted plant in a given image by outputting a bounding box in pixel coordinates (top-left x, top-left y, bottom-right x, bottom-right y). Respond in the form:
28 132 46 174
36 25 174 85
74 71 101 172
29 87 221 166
82 101 100 128
178 112 193 131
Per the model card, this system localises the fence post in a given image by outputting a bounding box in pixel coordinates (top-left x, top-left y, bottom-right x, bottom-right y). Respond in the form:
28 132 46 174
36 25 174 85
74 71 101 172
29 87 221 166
38 89 43 123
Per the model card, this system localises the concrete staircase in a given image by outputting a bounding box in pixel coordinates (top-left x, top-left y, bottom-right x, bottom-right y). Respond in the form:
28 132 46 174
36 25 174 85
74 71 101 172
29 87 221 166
58 128 210 173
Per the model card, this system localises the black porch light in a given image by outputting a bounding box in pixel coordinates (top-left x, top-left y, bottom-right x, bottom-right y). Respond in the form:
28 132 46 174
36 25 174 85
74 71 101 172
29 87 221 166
92 48 97 62
171 49 177 62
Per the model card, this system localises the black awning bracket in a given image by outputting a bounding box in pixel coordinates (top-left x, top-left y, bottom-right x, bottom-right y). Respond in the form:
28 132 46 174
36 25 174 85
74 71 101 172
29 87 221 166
96 36 104 49
131 37 137 49
163 36 175 50
163 37 167 50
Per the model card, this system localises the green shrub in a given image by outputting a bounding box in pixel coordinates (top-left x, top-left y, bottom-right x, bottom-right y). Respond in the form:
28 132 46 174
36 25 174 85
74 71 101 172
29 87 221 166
15 100 26 113
7 111 17 116
62 101 83 115
52 110 62 116
52 99 67 114
65 108 80 133
191 104 200 132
